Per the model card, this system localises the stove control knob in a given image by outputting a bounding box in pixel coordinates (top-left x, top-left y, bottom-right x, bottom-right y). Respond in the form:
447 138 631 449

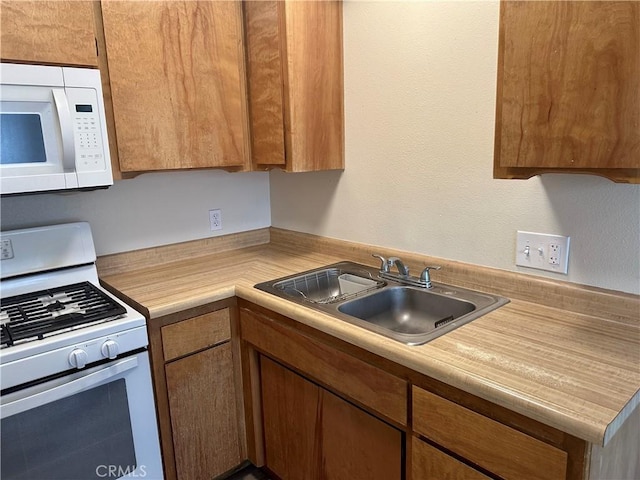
101 340 120 359
68 348 89 369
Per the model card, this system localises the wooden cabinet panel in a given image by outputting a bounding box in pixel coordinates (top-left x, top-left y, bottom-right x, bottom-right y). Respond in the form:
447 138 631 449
244 0 344 172
321 385 402 480
243 1 286 167
261 356 402 480
412 437 491 480
413 386 567 480
165 343 241 480
240 307 407 425
261 356 320 478
101 1 249 172
283 0 344 172
162 309 230 361
0 1 97 67
494 1 639 182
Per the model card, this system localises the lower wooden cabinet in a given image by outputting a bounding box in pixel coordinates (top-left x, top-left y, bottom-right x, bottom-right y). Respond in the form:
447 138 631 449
166 344 241 480
412 386 568 480
150 304 245 480
260 356 402 480
239 301 590 480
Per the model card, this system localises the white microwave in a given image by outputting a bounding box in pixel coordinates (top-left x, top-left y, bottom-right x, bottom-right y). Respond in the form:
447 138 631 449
0 63 113 196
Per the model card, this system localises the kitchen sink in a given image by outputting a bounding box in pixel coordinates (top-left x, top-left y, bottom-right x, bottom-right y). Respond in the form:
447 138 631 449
337 287 475 333
255 261 509 345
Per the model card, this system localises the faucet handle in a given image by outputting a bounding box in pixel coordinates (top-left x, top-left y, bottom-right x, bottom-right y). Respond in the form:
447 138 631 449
372 254 389 273
419 265 441 288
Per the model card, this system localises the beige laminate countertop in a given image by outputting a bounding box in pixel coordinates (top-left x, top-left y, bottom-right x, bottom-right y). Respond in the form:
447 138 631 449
100 239 640 448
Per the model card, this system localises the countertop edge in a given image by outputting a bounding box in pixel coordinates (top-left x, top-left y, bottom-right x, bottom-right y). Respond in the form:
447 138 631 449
603 390 640 446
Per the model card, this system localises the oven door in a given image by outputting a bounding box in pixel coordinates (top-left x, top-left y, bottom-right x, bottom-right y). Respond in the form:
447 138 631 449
0 351 163 480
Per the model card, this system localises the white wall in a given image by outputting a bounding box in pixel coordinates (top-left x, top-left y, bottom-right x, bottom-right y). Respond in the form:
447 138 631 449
270 1 640 295
1 170 271 256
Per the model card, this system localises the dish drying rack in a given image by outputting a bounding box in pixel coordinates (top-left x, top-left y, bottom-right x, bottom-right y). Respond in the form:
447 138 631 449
274 267 385 304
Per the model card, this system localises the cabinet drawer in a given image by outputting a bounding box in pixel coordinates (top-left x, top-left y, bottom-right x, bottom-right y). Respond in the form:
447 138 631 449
412 386 567 480
412 437 490 480
162 309 231 361
240 307 407 426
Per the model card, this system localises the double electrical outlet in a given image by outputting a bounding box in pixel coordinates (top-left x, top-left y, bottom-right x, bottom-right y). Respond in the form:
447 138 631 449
209 209 222 231
515 231 570 274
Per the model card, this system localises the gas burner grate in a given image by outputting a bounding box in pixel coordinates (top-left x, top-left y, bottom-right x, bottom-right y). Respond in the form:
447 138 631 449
0 282 126 347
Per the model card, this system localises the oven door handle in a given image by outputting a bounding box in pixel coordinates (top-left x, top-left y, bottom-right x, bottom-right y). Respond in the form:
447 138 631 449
1 357 138 419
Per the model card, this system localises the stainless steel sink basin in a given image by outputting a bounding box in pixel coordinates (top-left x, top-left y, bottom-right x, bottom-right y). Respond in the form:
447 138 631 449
255 261 509 345
338 287 475 333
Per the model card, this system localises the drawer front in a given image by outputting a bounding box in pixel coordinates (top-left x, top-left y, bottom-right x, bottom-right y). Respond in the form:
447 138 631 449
240 307 407 426
412 386 567 480
162 308 231 361
412 437 490 480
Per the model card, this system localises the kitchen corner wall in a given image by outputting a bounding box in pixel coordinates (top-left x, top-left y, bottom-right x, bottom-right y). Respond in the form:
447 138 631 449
270 1 640 295
0 170 271 256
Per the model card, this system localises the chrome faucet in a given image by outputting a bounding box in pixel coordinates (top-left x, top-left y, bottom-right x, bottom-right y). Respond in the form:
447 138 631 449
372 253 441 289
388 257 410 277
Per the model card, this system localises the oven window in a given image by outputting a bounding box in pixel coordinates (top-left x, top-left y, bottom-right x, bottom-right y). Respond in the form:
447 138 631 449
1 379 137 480
0 113 47 164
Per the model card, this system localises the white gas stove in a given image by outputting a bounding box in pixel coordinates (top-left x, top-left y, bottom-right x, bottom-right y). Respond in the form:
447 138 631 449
0 222 163 480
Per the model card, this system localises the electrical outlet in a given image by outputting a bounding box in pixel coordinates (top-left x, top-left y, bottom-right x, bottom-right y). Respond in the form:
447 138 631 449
548 243 561 265
209 209 222 231
515 231 570 274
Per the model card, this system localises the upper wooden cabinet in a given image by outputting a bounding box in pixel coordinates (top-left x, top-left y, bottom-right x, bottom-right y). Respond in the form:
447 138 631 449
99 1 250 173
244 1 344 172
494 1 639 183
0 1 98 67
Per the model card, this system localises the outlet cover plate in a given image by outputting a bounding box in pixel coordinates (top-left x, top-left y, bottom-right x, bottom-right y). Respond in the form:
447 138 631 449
516 231 570 274
209 209 222 231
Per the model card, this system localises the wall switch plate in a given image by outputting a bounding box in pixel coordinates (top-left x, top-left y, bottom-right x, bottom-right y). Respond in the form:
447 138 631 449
209 209 222 231
516 231 570 274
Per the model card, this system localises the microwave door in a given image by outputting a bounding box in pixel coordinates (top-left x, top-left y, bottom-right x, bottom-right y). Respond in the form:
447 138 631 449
0 86 75 194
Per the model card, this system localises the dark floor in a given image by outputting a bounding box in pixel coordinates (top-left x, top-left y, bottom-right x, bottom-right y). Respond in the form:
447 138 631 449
224 464 272 480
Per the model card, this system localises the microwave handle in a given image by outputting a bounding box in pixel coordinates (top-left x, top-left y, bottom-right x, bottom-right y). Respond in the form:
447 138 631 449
1 356 138 419
52 88 76 171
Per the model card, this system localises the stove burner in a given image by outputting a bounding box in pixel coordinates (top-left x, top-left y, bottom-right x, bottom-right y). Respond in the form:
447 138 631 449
0 282 127 348
46 301 66 312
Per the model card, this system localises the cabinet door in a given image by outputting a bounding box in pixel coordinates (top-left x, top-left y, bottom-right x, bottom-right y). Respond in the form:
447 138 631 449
165 343 241 480
260 356 402 480
243 1 287 168
244 1 344 172
101 1 250 172
320 386 402 480
495 1 639 180
283 0 344 172
0 1 97 66
261 355 320 479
